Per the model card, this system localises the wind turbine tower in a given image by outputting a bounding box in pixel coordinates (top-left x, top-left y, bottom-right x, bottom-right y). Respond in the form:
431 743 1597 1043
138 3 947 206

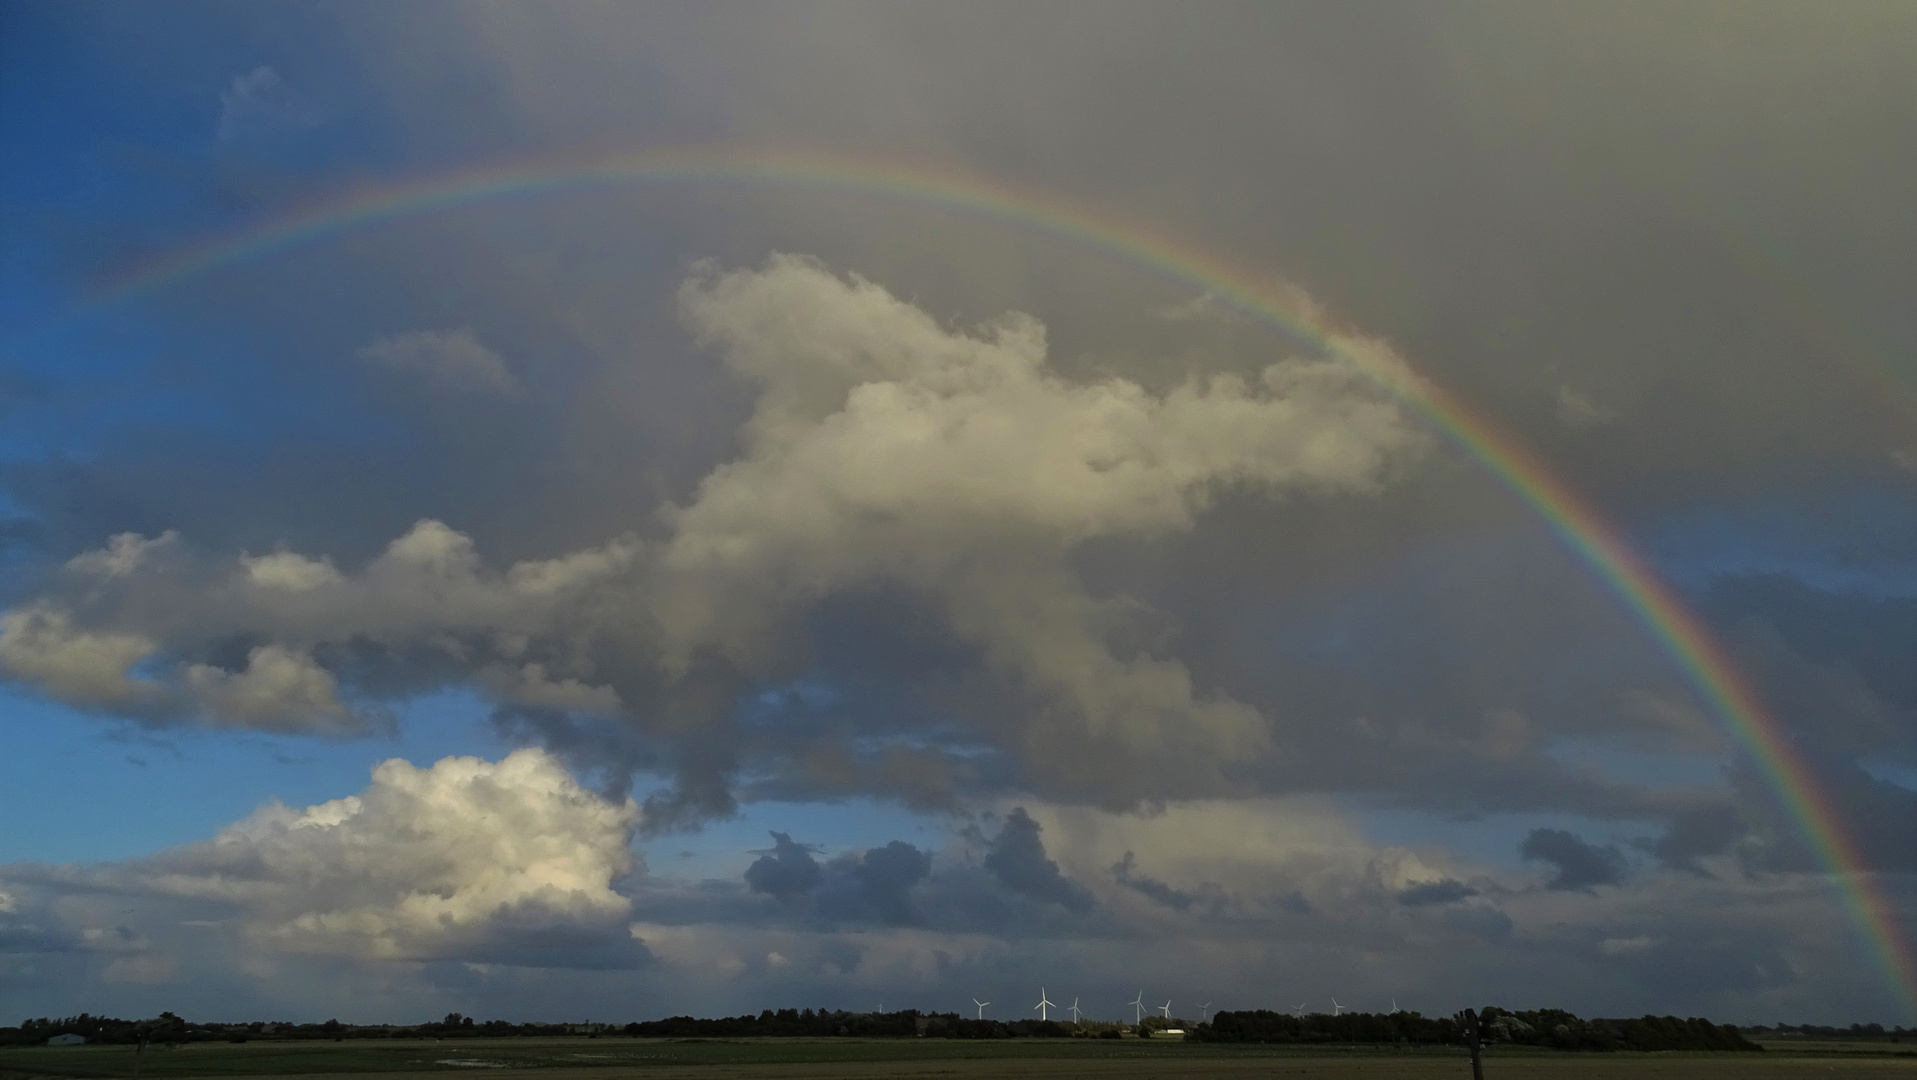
1331 997 1347 1017
1033 988 1056 1022
1129 991 1145 1025
972 998 990 1020
1158 1000 1173 1020
1294 1002 1308 1019
1198 1002 1212 1022
1068 998 1082 1024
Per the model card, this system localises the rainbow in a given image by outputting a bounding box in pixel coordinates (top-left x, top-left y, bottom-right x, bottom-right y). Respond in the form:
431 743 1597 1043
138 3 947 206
90 146 1916 1015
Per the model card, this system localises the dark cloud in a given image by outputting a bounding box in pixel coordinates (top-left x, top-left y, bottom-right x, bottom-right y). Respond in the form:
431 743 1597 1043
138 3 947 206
1734 756 1917 874
1722 608 1916 764
1519 828 1628 892
1107 851 1236 918
743 832 823 902
742 831 936 924
1649 804 1747 874
1704 574 1917 712
1436 903 1512 943
1110 851 1196 912
0 908 82 955
404 906 654 972
840 841 932 925
1398 879 1480 907
983 809 1093 914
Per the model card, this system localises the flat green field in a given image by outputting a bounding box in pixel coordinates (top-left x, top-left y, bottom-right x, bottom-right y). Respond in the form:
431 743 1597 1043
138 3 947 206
3 1037 1910 1080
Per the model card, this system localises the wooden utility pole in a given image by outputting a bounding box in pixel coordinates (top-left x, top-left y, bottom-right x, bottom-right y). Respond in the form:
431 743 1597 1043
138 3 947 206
1458 1008 1485 1080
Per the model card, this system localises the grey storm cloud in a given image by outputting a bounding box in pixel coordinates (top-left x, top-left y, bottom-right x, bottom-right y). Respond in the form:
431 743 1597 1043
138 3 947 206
1397 879 1481 907
744 833 824 902
1108 850 1233 917
1111 851 1197 912
1520 829 1628 893
1733 756 1917 876
983 809 1093 914
836 841 934 925
0 905 82 956
1704 573 1917 720
742 834 933 925
1649 804 1748 875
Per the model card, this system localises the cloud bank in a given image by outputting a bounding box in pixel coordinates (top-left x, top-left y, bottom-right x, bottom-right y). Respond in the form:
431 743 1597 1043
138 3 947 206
1 752 1902 1024
0 256 1423 815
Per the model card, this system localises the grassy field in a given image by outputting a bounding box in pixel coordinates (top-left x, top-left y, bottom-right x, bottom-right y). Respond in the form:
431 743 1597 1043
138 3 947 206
1756 1037 1917 1056
2 1037 1911 1080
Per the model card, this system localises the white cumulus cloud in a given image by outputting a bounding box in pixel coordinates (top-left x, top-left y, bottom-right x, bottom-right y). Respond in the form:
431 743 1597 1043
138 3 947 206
183 644 359 733
660 255 1423 792
100 749 644 966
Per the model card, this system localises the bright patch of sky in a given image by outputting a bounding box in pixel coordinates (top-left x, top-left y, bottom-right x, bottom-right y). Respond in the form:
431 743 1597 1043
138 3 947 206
0 687 507 863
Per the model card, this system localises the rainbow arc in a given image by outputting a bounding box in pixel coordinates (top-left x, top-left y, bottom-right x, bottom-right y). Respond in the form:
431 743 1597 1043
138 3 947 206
81 147 1917 1017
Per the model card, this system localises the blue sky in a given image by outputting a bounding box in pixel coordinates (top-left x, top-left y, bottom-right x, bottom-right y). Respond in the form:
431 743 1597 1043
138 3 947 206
2 0 1913 1028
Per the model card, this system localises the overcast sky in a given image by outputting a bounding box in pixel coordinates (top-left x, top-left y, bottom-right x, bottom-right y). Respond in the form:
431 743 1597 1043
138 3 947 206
1 1 1913 1028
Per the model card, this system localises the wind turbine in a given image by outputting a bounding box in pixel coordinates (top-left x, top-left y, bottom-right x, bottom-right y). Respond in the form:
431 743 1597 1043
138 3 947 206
1330 997 1347 1017
1034 988 1056 1022
1129 991 1145 1025
1158 1000 1173 1020
972 998 990 1020
1390 998 1401 1015
1198 1002 1212 1022
1068 998 1083 1024
1293 1002 1308 1019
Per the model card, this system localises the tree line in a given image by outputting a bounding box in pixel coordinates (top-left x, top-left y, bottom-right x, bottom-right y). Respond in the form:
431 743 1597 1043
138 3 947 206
1196 1006 1760 1052
8 1004 1859 1051
1 1013 609 1047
